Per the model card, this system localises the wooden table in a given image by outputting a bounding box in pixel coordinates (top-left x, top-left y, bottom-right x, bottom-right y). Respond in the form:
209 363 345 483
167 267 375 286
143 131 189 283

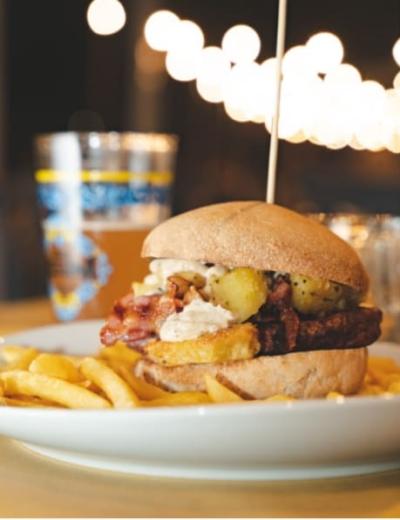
0 298 400 518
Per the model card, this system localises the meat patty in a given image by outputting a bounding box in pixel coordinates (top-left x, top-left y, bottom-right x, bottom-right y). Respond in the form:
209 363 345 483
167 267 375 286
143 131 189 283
255 307 382 355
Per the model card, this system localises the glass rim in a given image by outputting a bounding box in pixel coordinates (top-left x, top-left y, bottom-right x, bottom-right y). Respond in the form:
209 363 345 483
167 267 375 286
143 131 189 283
35 131 179 152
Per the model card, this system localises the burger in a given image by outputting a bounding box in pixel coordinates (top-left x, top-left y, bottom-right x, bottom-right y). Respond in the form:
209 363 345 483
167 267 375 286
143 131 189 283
100 201 382 399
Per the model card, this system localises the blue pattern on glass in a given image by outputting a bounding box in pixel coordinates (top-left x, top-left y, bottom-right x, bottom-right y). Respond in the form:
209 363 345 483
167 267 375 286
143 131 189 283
38 182 170 216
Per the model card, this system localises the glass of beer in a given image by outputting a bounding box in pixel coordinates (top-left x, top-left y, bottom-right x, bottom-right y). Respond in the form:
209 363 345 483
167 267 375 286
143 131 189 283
35 132 178 321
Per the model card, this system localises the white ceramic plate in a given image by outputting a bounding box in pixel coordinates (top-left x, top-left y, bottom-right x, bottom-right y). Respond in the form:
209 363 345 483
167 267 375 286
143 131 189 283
1 321 400 480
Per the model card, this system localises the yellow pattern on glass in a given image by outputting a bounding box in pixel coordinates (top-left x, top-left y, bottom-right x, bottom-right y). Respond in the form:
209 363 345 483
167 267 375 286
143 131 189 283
35 169 173 186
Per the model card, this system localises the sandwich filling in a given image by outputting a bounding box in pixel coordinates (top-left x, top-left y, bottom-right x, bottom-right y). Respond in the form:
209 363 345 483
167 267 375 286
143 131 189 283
100 259 382 364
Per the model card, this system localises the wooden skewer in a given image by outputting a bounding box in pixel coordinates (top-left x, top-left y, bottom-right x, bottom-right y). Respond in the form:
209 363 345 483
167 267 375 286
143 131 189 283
266 0 288 204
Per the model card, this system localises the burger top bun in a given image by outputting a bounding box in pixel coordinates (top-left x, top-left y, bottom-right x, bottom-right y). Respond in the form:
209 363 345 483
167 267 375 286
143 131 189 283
142 201 369 294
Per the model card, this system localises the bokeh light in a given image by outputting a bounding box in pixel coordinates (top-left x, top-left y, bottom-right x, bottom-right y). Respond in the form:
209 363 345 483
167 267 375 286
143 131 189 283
305 32 344 74
163 19 205 82
355 125 384 151
169 20 205 53
266 77 319 140
324 63 361 86
165 48 201 82
223 62 261 122
197 46 231 81
260 57 277 78
357 80 386 118
282 45 316 77
393 38 400 66
144 10 180 51
349 136 364 150
87 0 126 36
222 25 261 64
393 71 400 90
196 47 231 103
144 10 400 153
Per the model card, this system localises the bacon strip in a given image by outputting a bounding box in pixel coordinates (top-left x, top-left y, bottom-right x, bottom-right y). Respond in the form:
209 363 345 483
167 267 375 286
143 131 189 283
100 293 182 350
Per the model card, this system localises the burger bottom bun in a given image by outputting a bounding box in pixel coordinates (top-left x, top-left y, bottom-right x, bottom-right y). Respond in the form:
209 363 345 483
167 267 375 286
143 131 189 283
134 348 368 399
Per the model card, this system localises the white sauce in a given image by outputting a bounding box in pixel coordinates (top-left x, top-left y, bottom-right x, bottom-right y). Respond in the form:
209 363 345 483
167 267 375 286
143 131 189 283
144 258 228 293
159 299 234 342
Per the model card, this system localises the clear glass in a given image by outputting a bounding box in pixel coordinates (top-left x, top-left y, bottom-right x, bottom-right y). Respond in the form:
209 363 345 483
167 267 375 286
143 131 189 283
35 132 178 322
311 213 400 342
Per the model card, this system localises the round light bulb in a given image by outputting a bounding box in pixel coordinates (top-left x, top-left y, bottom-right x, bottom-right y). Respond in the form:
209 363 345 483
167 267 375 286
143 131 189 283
355 124 383 151
359 80 385 112
197 46 231 81
305 32 344 74
286 131 307 144
351 80 386 137
259 57 278 94
169 20 204 53
196 47 231 103
349 136 364 150
144 10 180 51
197 79 225 103
260 57 277 77
385 130 400 153
393 38 400 66
223 62 261 122
165 48 201 82
224 103 249 123
324 63 361 86
326 140 348 150
265 78 311 139
222 24 261 64
87 0 126 36
282 45 316 77
393 71 400 90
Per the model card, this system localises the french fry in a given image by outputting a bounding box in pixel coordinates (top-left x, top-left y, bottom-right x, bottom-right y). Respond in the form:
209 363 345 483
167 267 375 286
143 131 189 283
143 392 210 407
265 394 295 401
388 381 400 394
107 359 168 400
0 396 51 407
29 353 82 383
367 369 400 390
99 342 141 365
0 370 111 409
5 395 62 407
62 355 84 368
326 391 344 400
0 346 38 370
80 358 140 408
204 374 243 403
368 356 400 374
358 383 385 396
1 345 31 363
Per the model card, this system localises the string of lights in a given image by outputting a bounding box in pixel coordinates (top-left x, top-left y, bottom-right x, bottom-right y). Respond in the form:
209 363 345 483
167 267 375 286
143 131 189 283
144 10 400 153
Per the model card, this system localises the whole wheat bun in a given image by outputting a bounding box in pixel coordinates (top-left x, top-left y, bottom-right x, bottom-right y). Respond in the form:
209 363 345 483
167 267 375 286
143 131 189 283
135 347 368 399
142 201 368 294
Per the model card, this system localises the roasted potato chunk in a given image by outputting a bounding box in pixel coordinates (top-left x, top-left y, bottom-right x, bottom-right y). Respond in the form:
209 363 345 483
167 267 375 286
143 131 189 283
210 267 268 322
145 323 259 366
290 274 359 314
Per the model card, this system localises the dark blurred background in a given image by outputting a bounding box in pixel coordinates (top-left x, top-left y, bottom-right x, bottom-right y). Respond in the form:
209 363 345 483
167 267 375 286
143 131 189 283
1 0 400 300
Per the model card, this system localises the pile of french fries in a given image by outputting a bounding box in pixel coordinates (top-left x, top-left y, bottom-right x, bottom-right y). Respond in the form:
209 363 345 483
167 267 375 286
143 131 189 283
0 341 399 409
